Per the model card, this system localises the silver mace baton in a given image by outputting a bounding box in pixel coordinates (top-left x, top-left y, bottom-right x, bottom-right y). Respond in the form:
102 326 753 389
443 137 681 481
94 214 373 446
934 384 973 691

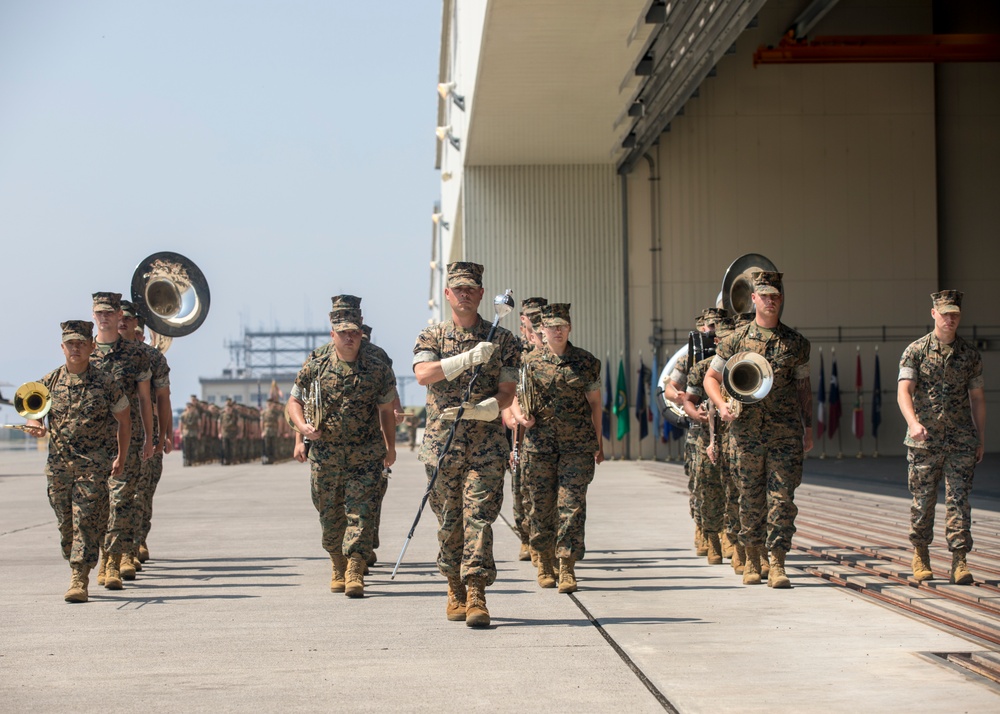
391 288 515 579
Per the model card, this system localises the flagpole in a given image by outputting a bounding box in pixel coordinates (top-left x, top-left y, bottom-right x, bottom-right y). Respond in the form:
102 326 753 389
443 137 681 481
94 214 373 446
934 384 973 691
606 354 615 462
819 346 827 459
636 351 643 462
873 345 880 458
833 346 843 459
856 345 864 459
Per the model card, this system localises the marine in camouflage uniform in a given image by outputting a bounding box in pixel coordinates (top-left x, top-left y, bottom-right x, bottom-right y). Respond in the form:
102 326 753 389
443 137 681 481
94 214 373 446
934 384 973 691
507 296 548 563
706 272 812 588
121 304 172 566
898 290 986 585
413 261 519 627
518 303 603 594
290 306 397 598
219 399 239 464
260 397 283 464
683 313 733 566
180 396 200 466
26 320 131 603
306 296 399 565
89 291 153 588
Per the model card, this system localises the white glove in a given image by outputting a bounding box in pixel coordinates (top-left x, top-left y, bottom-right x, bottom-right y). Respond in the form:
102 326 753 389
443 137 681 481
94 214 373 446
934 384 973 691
440 341 496 381
440 397 500 422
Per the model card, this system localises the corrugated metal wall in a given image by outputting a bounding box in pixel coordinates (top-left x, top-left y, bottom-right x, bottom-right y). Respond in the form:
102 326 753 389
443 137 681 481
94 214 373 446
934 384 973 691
463 164 625 383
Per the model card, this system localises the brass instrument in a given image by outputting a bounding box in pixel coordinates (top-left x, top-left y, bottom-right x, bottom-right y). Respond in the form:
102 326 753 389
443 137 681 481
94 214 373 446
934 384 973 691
1 382 52 432
131 251 211 352
720 253 782 318
656 344 689 428
721 351 774 418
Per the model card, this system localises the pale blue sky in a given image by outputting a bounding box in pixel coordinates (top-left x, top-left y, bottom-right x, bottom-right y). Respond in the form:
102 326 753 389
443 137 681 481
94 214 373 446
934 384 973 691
0 1 439 415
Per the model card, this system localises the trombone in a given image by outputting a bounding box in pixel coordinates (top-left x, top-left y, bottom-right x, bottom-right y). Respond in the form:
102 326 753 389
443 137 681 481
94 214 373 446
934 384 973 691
1 382 52 433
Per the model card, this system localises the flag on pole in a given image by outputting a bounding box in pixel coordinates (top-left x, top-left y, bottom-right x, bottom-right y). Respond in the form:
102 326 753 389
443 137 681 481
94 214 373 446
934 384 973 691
828 353 842 438
636 359 650 440
871 350 882 438
615 358 630 440
852 349 864 439
602 354 612 440
817 349 826 436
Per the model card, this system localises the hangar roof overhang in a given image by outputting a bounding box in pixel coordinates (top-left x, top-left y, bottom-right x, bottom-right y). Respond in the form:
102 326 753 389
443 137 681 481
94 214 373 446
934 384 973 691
460 0 768 172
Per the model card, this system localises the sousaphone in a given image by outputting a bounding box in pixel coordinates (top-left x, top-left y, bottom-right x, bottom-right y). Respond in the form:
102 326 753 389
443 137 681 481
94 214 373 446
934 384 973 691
720 253 782 319
131 252 211 351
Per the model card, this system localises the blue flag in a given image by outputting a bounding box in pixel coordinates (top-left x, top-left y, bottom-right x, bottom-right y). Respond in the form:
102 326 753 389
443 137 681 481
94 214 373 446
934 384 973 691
602 354 612 440
636 359 649 440
871 351 882 438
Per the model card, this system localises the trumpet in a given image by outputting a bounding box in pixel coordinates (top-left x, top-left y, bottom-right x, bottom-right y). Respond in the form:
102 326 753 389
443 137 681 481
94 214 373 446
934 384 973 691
1 382 52 432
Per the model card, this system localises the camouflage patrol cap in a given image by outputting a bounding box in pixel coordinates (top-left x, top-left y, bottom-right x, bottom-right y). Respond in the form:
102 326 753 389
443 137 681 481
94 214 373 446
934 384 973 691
120 300 137 318
931 290 963 314
751 271 783 296
695 315 707 329
520 297 548 316
92 292 122 313
330 295 362 310
61 320 94 343
541 303 571 327
362 324 372 340
735 312 755 329
529 312 543 332
447 262 484 288
714 316 735 340
329 308 363 332
701 307 729 326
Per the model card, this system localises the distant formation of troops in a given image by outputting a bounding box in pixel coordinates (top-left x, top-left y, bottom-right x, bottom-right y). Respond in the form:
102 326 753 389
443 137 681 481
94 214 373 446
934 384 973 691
179 394 294 467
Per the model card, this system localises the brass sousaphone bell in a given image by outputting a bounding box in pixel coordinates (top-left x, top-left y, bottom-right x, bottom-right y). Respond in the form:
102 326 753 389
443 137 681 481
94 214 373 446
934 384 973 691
131 252 211 352
720 253 783 319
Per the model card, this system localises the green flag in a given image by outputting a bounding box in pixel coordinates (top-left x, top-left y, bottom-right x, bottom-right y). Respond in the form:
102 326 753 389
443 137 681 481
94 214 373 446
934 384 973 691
614 358 630 440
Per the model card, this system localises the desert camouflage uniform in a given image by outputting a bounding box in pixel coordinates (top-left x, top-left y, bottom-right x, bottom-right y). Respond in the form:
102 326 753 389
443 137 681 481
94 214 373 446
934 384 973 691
413 316 520 585
511 339 537 548
293 348 396 561
670 357 700 522
899 332 984 551
712 322 810 551
260 400 282 463
310 338 395 550
219 404 239 464
180 405 199 465
686 358 724 535
136 342 170 550
40 364 129 568
522 343 600 561
90 336 151 557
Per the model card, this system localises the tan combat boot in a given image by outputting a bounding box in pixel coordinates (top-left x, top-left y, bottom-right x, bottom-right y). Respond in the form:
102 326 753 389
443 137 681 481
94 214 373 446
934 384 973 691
529 546 539 568
950 550 974 585
465 576 490 628
558 557 578 594
64 565 91 603
329 553 347 593
731 543 746 575
721 532 735 559
537 551 557 589
97 550 108 587
768 549 791 589
133 551 143 572
138 542 149 563
518 542 531 562
759 551 770 578
706 533 723 565
104 554 123 590
695 526 708 556
446 575 467 621
912 545 933 582
120 553 137 581
344 553 365 598
742 546 762 585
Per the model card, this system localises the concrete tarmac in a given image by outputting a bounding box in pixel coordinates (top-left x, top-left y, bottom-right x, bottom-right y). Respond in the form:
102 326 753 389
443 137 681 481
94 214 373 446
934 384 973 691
2 447 998 713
